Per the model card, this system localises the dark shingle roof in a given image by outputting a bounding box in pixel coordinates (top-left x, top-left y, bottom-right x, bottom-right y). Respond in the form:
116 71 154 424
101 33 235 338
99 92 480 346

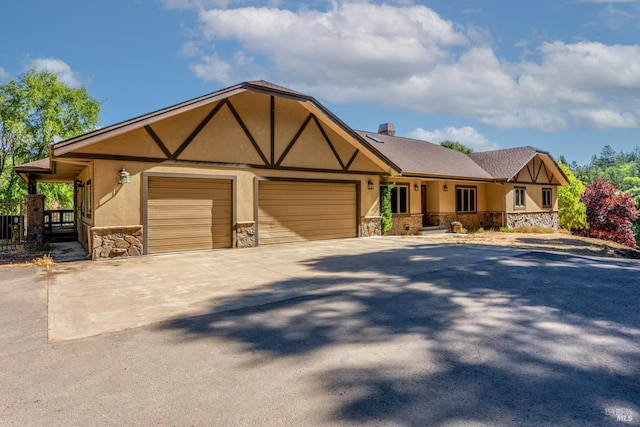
468 146 541 180
355 131 493 179
14 158 51 171
246 80 305 96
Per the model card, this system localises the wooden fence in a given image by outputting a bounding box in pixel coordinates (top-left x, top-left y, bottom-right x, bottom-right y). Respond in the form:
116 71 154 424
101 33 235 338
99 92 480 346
0 202 25 251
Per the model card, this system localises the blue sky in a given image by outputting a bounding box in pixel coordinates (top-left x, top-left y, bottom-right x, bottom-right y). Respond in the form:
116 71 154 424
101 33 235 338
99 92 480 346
2 0 640 165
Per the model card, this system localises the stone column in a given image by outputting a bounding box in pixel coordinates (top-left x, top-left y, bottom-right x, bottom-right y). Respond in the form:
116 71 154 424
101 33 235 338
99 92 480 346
26 194 45 248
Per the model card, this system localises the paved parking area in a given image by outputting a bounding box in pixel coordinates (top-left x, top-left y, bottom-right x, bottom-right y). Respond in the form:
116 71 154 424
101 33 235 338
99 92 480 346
2 237 640 425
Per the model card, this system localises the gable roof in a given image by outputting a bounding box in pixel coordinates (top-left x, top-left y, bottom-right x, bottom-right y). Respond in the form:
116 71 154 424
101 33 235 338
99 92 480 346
355 131 494 180
11 80 400 179
52 80 304 157
355 131 569 185
49 80 398 173
469 146 569 184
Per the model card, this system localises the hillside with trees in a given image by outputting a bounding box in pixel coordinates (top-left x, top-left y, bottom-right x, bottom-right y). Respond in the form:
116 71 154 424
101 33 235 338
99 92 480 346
563 146 640 247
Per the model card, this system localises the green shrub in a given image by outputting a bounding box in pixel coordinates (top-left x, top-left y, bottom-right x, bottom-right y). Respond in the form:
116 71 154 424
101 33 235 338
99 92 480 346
380 176 394 235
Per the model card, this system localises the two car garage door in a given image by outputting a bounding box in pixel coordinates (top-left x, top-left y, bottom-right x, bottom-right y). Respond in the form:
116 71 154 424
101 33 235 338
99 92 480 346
146 177 357 254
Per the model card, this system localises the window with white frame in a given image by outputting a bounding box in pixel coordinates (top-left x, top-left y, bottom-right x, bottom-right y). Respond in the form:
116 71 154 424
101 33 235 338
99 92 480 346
514 187 526 209
542 188 552 208
456 186 476 213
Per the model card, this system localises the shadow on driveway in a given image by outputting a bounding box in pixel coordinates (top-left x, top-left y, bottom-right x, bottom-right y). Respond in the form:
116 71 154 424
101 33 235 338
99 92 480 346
161 245 640 425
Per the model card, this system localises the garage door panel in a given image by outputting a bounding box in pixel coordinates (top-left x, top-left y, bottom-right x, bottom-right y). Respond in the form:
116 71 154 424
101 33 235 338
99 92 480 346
147 176 232 254
259 181 356 245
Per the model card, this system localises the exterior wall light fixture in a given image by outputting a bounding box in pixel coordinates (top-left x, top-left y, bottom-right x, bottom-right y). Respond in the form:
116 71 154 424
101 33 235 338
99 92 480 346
414 184 419 191
118 167 131 184
367 179 374 190
443 184 449 192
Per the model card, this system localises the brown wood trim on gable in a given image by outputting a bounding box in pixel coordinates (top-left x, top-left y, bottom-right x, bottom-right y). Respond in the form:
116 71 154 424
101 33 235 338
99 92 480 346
140 98 270 165
60 152 386 175
225 99 269 165
61 152 169 163
312 116 345 170
276 114 313 166
513 156 557 184
526 162 534 182
61 91 387 176
144 125 172 159
171 101 226 160
270 96 275 166
509 181 561 186
534 159 544 183
274 112 361 172
345 149 360 170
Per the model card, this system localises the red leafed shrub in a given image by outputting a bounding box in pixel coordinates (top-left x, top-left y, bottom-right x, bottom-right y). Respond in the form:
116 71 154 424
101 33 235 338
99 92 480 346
580 179 639 248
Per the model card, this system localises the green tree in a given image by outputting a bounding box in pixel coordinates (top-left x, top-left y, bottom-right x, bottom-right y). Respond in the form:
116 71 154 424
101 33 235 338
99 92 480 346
440 140 473 154
557 161 587 231
0 70 100 208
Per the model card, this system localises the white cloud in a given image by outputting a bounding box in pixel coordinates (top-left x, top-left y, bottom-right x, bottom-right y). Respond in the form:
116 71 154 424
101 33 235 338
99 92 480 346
174 1 640 132
29 58 82 87
189 54 232 83
406 126 500 152
0 66 9 80
192 2 467 85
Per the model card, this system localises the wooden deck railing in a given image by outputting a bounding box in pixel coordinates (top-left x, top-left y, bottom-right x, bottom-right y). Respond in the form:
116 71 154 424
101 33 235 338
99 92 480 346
44 210 75 235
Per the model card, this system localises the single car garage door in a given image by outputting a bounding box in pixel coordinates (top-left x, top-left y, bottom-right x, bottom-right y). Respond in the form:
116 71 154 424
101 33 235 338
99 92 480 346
146 176 232 254
258 180 357 245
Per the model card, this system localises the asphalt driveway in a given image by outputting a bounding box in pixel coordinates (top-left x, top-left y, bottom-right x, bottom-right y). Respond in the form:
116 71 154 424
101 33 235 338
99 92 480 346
2 237 640 425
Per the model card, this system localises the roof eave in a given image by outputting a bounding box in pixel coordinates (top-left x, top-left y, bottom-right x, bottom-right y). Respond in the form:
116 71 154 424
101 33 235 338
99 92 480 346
399 171 497 181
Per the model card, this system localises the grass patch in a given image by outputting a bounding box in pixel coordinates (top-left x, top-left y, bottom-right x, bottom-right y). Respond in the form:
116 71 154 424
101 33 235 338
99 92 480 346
499 226 556 234
33 253 54 269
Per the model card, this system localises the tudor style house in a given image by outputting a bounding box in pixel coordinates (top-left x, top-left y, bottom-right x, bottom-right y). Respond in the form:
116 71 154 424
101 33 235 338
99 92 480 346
15 80 567 259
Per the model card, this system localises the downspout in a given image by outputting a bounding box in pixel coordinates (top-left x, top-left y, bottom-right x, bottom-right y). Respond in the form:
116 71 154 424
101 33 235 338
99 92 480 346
501 182 506 228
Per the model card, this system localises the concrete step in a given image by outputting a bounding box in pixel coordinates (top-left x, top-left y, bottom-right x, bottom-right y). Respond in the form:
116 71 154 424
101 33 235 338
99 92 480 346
420 226 448 235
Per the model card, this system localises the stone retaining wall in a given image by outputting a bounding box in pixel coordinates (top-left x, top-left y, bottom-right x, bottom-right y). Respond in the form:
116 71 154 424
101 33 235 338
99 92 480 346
389 214 423 235
92 226 143 259
506 212 558 230
425 212 503 230
360 216 381 237
236 221 256 248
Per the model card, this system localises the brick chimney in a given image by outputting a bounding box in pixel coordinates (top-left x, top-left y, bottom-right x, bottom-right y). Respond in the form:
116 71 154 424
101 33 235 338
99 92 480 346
378 123 395 136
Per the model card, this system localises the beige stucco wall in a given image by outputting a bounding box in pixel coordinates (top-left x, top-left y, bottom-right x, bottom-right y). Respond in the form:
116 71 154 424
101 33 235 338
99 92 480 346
388 178 507 216
504 183 558 213
92 160 381 228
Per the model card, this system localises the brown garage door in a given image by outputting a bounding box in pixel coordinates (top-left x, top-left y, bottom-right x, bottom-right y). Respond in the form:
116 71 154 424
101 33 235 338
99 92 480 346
147 176 232 254
258 180 357 245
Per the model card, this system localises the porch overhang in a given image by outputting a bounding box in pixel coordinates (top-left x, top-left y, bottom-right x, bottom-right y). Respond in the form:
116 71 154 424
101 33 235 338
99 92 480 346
14 157 89 183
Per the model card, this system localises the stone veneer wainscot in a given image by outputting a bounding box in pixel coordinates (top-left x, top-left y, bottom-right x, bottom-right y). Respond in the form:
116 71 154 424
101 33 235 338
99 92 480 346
236 221 256 248
92 225 143 259
507 212 559 230
360 216 382 237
